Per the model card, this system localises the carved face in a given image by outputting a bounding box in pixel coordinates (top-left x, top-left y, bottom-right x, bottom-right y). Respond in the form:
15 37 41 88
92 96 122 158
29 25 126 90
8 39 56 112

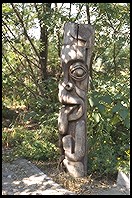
60 59 88 102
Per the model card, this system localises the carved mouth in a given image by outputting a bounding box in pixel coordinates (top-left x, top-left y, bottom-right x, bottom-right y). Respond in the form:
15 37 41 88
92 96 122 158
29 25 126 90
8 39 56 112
65 104 84 121
59 83 84 120
62 104 79 113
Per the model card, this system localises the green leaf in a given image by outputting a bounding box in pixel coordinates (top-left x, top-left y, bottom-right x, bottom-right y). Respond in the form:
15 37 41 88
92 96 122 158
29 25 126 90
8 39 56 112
124 118 130 129
111 114 120 125
23 111 36 121
98 103 105 113
93 97 100 106
119 109 129 120
100 95 112 104
112 102 123 113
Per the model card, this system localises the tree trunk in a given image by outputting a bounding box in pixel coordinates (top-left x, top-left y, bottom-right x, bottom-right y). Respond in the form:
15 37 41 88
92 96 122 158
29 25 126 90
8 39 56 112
86 3 91 24
39 3 51 81
54 3 61 58
39 24 48 81
35 3 51 81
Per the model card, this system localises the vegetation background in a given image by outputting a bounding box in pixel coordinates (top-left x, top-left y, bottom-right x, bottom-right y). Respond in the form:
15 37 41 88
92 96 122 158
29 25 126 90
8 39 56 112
2 3 130 178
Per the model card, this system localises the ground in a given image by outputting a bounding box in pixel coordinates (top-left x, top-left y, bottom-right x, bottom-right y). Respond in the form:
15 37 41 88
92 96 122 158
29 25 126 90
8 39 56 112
2 147 118 195
31 160 117 195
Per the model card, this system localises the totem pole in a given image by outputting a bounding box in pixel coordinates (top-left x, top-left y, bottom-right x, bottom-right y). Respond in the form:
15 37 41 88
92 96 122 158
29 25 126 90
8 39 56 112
58 22 94 177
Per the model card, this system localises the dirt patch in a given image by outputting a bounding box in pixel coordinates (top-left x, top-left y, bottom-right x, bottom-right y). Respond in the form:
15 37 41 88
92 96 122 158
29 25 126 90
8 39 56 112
32 160 117 195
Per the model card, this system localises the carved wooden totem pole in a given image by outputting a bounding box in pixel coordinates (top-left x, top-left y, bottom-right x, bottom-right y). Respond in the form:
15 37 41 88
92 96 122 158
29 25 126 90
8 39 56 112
58 22 94 177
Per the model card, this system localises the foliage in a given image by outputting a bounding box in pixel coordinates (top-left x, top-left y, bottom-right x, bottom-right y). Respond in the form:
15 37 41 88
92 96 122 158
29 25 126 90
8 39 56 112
2 3 130 176
2 124 59 161
87 89 130 175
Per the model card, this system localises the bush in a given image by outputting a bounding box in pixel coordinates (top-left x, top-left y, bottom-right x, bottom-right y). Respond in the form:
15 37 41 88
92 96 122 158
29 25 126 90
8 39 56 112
87 86 130 176
87 129 117 175
2 126 59 161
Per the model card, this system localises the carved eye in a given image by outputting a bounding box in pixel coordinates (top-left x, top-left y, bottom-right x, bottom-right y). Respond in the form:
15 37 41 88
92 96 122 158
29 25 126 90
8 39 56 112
69 64 87 81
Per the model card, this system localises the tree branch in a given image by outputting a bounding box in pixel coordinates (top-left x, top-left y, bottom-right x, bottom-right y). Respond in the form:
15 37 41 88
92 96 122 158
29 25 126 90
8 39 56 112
86 3 90 24
11 3 40 60
69 3 71 18
2 32 40 70
2 53 38 99
74 4 84 22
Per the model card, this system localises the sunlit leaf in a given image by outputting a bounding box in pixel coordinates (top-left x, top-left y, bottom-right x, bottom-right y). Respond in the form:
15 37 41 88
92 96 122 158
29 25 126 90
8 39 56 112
92 112 100 123
88 97 94 107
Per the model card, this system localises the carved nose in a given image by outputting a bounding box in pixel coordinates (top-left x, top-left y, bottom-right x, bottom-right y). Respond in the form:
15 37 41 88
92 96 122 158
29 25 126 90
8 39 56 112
65 82 73 91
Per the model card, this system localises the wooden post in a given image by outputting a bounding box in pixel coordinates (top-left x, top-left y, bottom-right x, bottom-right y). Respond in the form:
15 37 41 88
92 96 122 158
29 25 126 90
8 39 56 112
58 22 94 177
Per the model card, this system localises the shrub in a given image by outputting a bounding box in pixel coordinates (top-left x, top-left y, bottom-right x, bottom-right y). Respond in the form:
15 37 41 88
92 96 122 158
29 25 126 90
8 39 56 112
2 126 59 161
